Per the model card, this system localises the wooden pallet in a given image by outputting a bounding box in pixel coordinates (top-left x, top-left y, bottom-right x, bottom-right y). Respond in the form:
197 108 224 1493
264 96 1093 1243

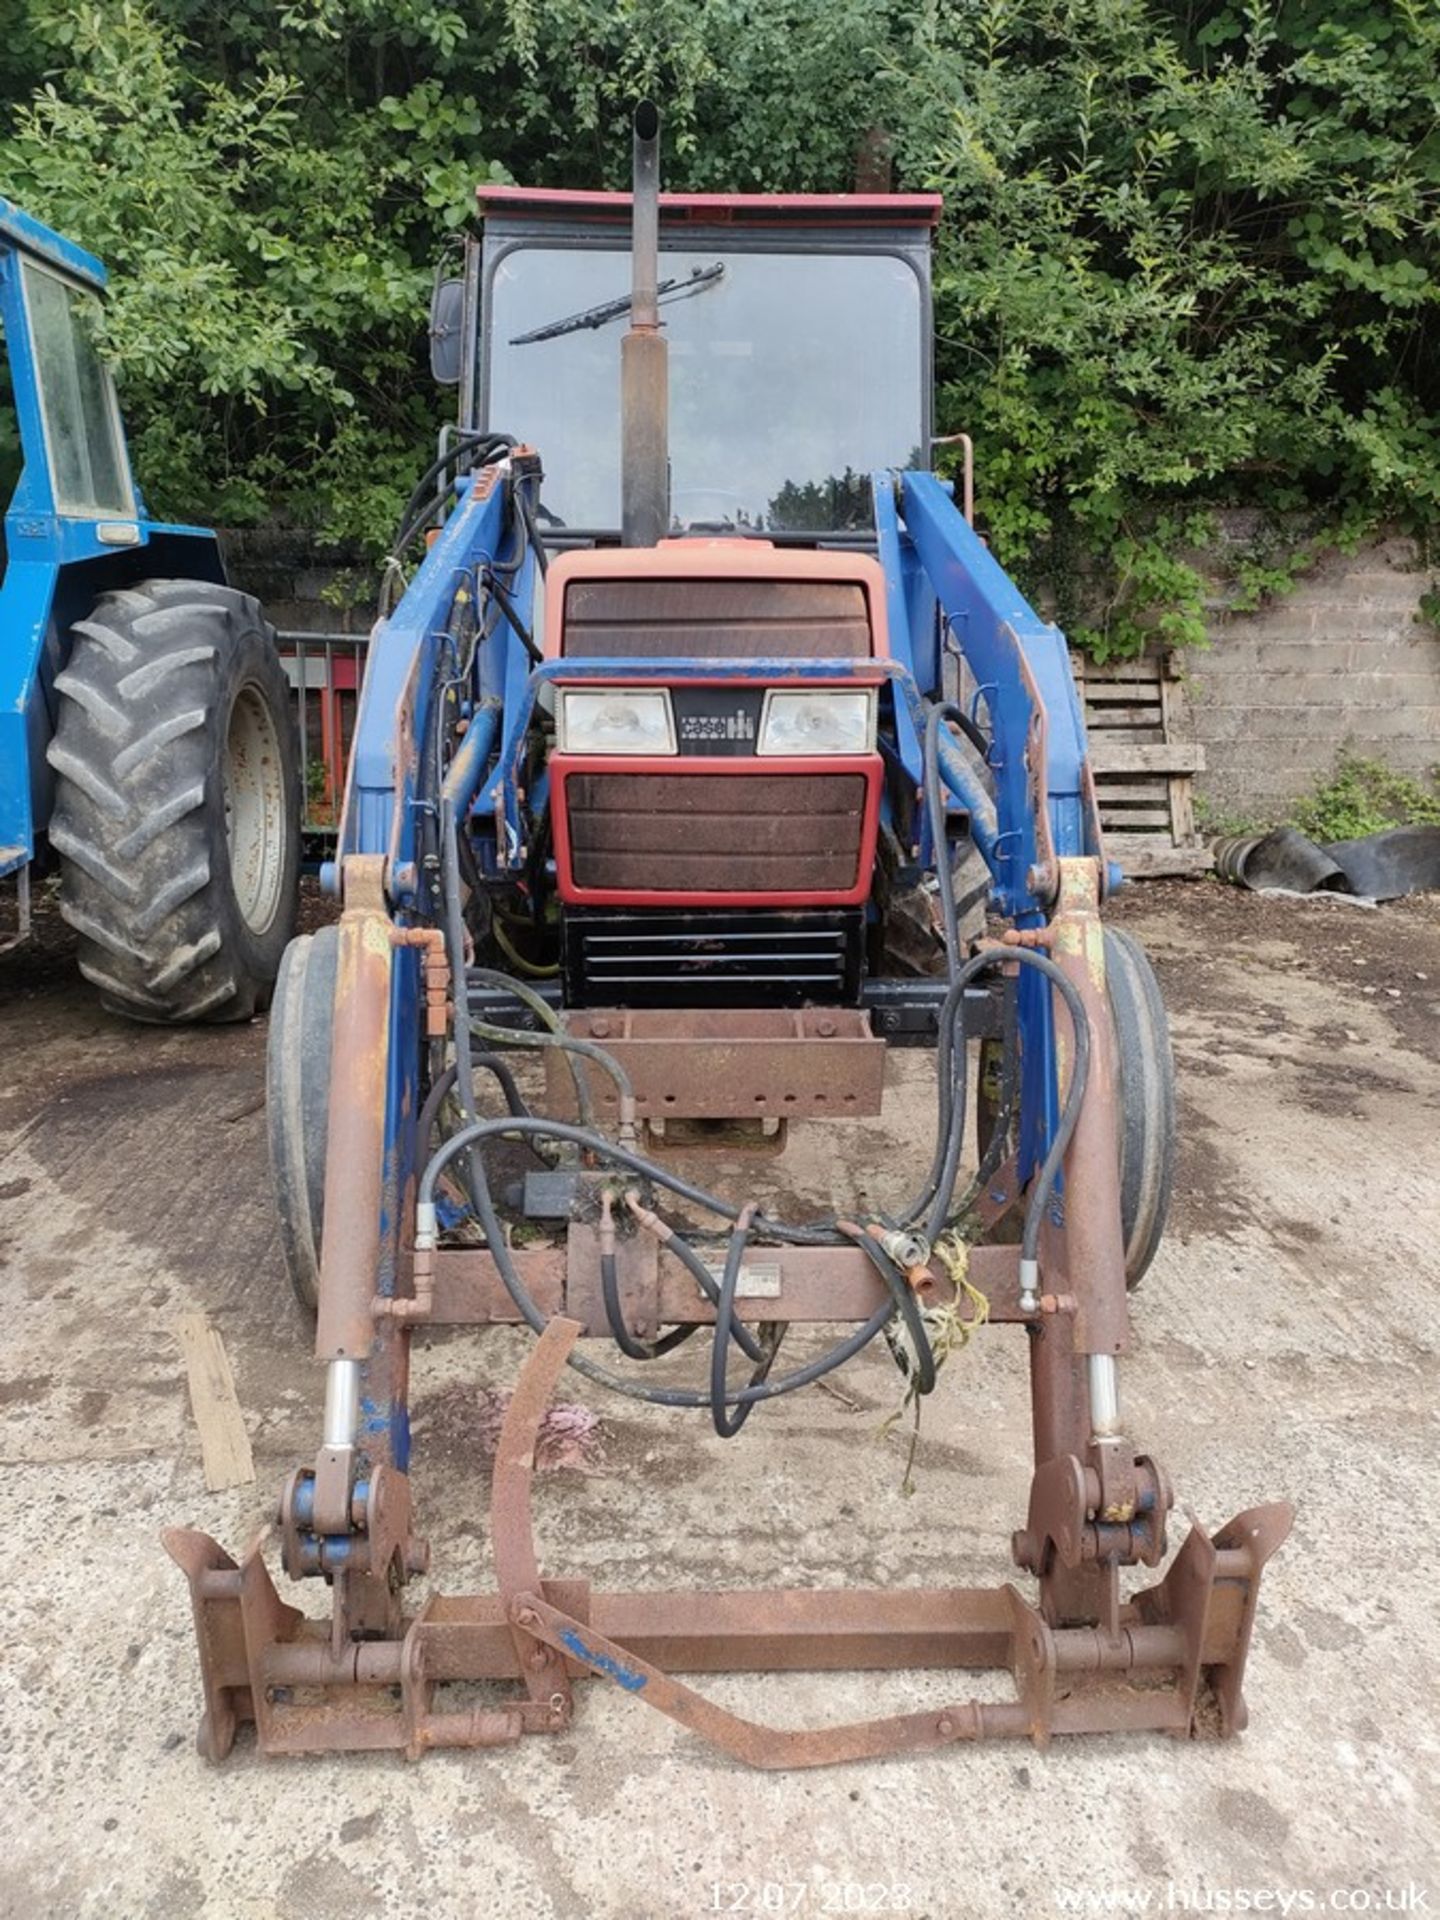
1071 652 1212 878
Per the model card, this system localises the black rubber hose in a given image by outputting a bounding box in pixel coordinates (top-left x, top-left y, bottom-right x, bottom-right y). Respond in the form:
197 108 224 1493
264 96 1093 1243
950 705 991 760
516 480 549 576
474 1050 528 1118
485 570 541 663
850 1229 937 1396
710 1208 783 1436
420 1114 895 1411
391 432 515 558
654 1215 768 1364
440 795 484 1139
600 1249 695 1360
424 1117 824 1244
468 964 634 1115
1017 955 1091 1268
416 1056 528 1161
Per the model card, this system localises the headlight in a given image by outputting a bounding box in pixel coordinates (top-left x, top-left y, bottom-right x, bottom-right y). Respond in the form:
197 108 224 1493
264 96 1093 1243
757 689 876 757
558 688 676 755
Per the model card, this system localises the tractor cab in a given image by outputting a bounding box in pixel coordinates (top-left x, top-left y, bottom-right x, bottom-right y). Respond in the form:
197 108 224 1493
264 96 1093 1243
423 185 954 1036
438 188 940 538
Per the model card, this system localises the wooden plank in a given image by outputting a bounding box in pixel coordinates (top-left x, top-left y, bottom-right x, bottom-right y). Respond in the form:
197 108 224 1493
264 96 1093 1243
1079 655 1166 679
1083 705 1165 729
175 1311 254 1491
1070 646 1207 869
1095 774 1170 798
1098 807 1174 829
1169 775 1196 842
1087 740 1205 775
1091 697 1166 712
1104 835 1215 878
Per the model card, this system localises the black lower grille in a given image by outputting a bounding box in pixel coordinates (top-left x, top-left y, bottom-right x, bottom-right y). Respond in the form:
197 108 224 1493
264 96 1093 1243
562 908 865 1009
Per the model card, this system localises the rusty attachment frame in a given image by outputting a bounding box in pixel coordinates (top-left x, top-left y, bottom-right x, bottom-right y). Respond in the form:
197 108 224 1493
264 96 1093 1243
545 1005 886 1123
165 853 1292 1768
166 1318 1292 1768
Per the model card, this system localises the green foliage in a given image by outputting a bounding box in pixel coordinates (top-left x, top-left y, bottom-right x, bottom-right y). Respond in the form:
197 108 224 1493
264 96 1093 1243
0 0 1437 602
889 0 1440 654
1291 754 1440 843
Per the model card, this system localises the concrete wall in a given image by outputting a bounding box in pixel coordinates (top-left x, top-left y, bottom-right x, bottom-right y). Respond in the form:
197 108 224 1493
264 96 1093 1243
219 527 372 636
1175 524 1440 825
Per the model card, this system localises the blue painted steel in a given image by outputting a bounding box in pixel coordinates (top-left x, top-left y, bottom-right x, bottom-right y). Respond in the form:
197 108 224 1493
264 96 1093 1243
439 697 502 815
341 473 513 867
0 206 225 877
888 471 1093 917
887 469 1100 1180
558 1627 648 1692
0 199 108 290
337 465 530 1476
871 478 926 790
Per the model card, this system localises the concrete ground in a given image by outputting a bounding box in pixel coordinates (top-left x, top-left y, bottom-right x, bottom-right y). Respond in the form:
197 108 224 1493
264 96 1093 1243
0 879 1436 1919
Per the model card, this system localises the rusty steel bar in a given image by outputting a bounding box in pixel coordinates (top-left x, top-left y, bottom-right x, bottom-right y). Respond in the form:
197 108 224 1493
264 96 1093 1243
426 1239 1026 1330
511 1590 1032 1770
314 872 393 1368
1043 858 1129 1360
492 1316 577 1724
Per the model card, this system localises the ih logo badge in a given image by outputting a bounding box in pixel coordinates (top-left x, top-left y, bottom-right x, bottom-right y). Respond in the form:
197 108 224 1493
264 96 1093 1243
678 705 755 746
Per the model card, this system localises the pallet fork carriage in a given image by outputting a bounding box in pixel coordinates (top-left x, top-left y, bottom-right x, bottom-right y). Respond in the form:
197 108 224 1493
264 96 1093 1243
167 109 1290 1767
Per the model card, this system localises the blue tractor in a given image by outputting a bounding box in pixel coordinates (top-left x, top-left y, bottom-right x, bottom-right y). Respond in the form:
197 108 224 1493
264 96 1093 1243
167 109 1289 1768
0 201 298 1018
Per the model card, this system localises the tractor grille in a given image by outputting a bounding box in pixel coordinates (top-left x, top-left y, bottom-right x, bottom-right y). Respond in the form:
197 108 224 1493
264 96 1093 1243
562 909 865 1008
561 577 871 659
563 771 868 893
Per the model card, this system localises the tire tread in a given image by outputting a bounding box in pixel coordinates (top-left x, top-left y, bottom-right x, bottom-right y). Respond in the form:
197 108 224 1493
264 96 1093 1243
46 579 298 1023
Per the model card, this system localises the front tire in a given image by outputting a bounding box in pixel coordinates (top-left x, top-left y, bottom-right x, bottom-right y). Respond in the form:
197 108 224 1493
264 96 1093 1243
47 579 300 1022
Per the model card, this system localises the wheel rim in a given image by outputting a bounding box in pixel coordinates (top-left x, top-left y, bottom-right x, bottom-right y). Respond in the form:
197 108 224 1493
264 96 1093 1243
223 683 287 934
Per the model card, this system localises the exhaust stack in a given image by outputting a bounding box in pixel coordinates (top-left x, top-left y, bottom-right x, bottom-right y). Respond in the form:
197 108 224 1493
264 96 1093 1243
620 101 669 547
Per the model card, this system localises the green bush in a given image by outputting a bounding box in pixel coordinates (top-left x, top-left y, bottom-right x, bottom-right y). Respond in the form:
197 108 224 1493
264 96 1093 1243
1 0 1436 622
1291 754 1440 842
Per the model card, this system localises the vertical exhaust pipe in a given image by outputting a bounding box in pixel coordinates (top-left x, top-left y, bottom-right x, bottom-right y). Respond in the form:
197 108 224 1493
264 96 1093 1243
621 100 669 547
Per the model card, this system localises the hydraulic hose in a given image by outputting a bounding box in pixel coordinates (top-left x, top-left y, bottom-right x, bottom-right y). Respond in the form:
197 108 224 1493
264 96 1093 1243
423 673 1090 1426
600 1246 695 1360
419 1114 899 1414
710 1206 786 1436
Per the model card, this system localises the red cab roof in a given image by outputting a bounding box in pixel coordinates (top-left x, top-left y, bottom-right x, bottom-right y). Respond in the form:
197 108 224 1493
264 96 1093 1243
475 187 942 228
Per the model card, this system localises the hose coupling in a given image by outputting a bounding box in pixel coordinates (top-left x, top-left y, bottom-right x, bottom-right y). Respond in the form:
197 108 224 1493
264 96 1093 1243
1019 1256 1041 1316
374 1201 437 1323
878 1227 931 1275
624 1189 671 1245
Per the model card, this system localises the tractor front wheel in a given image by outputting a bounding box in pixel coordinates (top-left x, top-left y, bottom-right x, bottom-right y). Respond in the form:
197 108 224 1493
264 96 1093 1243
47 579 300 1023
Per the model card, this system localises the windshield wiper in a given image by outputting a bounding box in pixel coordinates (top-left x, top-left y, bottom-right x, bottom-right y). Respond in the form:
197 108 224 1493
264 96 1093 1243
509 262 725 346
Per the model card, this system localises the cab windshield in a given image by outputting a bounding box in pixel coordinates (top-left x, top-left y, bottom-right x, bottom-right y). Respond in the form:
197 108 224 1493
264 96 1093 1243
485 245 924 533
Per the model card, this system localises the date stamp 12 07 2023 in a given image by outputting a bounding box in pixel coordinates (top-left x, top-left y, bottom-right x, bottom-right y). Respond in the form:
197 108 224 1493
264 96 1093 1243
705 1885 927 1915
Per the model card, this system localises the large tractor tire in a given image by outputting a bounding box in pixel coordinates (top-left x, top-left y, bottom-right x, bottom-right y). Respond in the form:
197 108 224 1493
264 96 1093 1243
973 924 1175 1289
266 925 338 1311
1104 926 1176 1288
47 579 299 1023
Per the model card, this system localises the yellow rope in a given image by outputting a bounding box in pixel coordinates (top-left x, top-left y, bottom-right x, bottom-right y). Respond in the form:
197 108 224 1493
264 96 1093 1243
877 1230 990 1495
